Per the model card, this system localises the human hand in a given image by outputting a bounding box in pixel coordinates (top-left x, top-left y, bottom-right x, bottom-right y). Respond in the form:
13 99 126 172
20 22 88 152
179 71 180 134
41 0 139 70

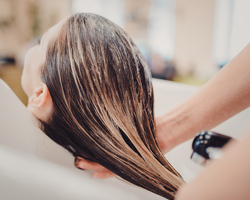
74 115 178 178
74 157 117 179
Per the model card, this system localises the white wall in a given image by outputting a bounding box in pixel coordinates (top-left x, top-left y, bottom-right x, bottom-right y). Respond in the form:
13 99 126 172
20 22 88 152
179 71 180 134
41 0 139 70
173 0 217 79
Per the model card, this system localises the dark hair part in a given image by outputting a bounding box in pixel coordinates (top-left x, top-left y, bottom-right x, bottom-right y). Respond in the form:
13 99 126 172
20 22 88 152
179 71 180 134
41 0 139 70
40 13 183 199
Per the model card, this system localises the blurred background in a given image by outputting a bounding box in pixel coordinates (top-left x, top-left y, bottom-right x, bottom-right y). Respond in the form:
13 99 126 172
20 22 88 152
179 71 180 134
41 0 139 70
0 0 250 105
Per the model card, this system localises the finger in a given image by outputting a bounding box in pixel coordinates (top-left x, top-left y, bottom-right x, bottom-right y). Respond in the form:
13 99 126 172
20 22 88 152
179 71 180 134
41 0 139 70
92 170 117 179
75 157 107 170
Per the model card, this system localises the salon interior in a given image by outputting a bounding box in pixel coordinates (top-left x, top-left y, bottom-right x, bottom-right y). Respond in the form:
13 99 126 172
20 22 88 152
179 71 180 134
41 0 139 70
1 0 250 199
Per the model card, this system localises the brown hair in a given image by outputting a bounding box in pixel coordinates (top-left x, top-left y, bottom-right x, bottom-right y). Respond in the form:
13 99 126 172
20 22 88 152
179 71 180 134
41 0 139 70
40 13 183 199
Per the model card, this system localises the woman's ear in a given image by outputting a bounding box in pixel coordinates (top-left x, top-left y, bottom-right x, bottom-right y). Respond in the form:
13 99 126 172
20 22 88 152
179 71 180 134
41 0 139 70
28 83 50 109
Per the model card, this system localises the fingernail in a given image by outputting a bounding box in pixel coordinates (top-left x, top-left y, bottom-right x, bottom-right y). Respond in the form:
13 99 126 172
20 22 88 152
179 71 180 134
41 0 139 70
77 167 85 170
75 157 82 167
75 157 79 165
75 157 85 170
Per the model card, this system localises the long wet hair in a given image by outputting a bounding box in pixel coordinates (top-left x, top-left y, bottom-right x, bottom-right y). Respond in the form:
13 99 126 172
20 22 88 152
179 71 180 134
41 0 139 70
40 13 184 199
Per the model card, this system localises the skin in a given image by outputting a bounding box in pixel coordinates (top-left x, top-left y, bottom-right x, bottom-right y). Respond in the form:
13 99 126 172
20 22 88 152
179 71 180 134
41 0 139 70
176 134 250 200
21 17 69 122
21 15 122 178
76 43 250 181
156 43 250 153
22 16 250 199
77 43 250 199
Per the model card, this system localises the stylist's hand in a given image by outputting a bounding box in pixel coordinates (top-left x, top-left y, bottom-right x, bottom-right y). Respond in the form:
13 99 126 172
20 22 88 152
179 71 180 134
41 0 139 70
74 115 176 178
75 157 117 179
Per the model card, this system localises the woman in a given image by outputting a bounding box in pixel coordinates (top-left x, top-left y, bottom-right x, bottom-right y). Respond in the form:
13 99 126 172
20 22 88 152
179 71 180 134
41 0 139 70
21 13 184 199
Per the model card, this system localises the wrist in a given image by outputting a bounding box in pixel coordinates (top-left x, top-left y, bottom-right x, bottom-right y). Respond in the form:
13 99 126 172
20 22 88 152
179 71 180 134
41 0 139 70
159 106 199 151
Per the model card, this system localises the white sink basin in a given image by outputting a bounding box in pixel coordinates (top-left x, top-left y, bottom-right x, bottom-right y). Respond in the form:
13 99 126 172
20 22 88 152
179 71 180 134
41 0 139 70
1 78 249 199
